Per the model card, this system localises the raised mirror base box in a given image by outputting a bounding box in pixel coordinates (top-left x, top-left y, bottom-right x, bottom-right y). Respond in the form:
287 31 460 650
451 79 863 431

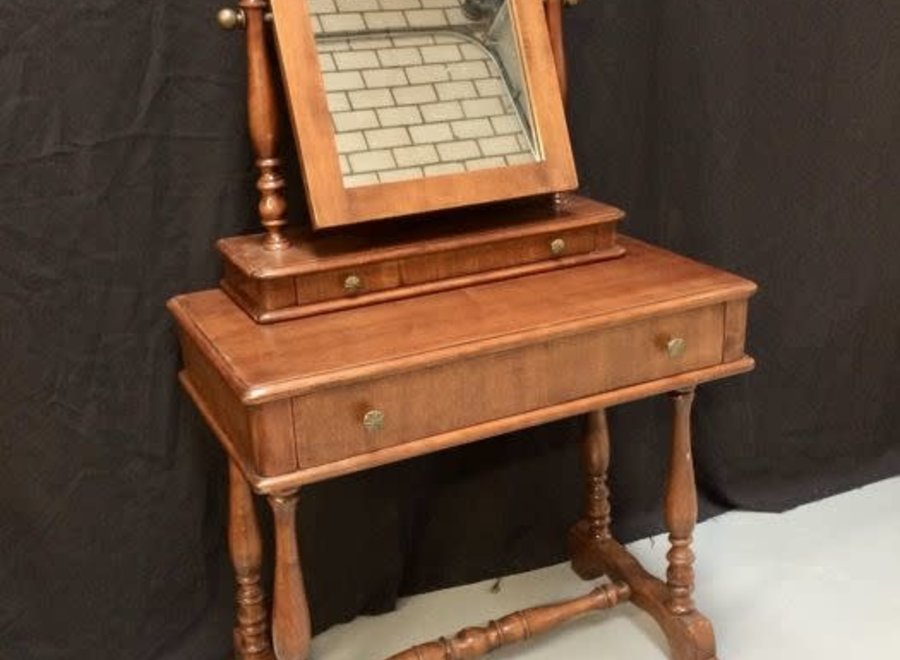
218 195 625 323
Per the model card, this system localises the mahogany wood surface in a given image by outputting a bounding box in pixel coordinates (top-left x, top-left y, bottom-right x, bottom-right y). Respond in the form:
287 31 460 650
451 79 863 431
183 356 753 495
666 389 698 616
171 237 756 490
172 237 754 404
228 460 275 660
186 1 751 657
172 237 754 660
386 582 630 660
582 409 612 541
568 389 718 660
287 305 723 468
218 196 624 322
268 0 577 228
241 0 289 249
269 492 311 660
569 534 717 660
544 0 567 104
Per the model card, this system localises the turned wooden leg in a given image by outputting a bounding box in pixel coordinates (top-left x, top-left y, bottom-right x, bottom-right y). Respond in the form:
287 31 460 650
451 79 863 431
268 492 311 660
569 393 716 659
665 388 698 615
582 409 612 540
228 461 274 660
569 409 613 580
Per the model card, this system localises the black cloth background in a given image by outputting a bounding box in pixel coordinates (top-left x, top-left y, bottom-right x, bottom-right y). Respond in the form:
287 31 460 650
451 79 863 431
1 1 898 658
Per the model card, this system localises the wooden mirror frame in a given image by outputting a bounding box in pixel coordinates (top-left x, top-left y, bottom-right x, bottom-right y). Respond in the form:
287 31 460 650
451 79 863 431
269 0 578 229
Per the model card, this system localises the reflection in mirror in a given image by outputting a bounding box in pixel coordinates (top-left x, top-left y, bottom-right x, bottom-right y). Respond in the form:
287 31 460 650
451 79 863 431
308 0 542 188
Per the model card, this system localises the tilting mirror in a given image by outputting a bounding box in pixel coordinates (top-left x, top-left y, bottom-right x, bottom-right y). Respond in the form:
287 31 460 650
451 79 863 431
309 0 541 187
271 0 576 228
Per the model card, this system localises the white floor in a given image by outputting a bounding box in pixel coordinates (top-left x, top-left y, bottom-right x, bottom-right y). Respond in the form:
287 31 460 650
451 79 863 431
312 476 900 659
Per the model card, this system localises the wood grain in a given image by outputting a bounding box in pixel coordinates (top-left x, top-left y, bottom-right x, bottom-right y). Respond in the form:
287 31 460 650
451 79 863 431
228 460 274 660
170 237 756 405
545 0 567 104
172 237 756 491
241 0 288 249
268 492 310 660
289 304 724 468
217 197 622 278
722 299 750 362
569 533 717 660
582 409 612 540
173 230 753 659
665 388 697 615
180 357 753 494
218 196 623 322
386 582 630 659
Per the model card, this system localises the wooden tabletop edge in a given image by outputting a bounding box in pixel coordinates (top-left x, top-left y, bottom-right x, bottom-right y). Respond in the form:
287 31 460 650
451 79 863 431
238 283 756 404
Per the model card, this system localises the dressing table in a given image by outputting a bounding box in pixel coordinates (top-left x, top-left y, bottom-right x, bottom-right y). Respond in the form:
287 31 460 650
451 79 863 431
169 1 756 658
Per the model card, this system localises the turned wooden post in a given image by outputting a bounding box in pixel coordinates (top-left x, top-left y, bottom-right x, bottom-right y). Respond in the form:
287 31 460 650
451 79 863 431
665 388 698 615
268 492 311 660
241 0 289 250
583 409 612 540
387 582 630 660
228 461 275 659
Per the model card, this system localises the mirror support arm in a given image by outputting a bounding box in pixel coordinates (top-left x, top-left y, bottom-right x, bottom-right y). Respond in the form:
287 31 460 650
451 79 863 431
544 0 582 107
544 0 567 106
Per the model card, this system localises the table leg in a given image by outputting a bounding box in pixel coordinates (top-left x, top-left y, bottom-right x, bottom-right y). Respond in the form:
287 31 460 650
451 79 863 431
228 460 274 660
569 409 612 580
569 394 717 659
582 409 612 540
268 491 311 660
665 388 697 615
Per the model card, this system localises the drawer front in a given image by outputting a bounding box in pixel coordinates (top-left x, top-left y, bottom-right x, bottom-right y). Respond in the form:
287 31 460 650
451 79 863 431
292 305 725 467
294 261 401 304
400 226 598 285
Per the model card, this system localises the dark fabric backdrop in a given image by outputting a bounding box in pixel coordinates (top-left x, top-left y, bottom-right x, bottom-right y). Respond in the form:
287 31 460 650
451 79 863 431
2 1 898 658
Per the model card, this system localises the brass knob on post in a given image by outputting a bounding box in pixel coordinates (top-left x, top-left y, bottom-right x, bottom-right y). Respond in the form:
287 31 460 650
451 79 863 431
343 274 363 294
363 410 385 433
666 337 687 359
217 7 246 30
550 238 566 256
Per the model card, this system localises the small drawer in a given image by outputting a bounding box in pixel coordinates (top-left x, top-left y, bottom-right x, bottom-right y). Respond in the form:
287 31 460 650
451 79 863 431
291 304 726 467
294 261 401 304
399 226 598 285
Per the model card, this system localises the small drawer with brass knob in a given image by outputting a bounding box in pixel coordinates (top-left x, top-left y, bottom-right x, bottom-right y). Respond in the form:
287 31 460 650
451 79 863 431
293 261 401 304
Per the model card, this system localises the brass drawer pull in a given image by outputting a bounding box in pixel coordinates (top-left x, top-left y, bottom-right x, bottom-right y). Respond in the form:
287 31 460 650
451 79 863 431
362 410 385 432
344 274 363 294
550 238 566 256
666 337 687 359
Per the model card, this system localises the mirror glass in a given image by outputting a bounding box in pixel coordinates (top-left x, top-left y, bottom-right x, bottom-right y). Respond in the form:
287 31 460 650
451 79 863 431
307 0 542 188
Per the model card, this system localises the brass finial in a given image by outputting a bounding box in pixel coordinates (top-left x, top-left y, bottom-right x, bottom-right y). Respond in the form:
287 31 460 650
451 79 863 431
217 7 246 30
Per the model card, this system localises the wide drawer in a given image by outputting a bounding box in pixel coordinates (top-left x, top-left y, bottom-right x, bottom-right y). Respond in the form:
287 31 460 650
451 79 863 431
292 304 725 467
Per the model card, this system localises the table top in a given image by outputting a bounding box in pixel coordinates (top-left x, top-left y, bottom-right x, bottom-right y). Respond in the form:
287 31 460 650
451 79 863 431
168 237 756 405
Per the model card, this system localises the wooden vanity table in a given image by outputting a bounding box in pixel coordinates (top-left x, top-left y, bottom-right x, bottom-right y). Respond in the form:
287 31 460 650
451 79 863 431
170 236 755 659
169 0 757 657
